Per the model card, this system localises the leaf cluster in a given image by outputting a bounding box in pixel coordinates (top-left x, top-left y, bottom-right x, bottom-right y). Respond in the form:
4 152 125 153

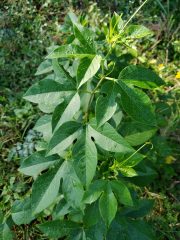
9 11 165 240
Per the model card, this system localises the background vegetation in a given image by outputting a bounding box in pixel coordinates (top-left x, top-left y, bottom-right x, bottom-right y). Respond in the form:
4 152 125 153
0 0 179 239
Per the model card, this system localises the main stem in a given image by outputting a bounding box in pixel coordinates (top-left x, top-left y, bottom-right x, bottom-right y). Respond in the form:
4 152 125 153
85 75 105 122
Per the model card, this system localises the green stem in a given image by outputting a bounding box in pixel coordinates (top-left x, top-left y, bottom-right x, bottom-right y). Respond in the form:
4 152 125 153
121 0 149 32
105 76 118 82
120 142 153 167
86 76 105 122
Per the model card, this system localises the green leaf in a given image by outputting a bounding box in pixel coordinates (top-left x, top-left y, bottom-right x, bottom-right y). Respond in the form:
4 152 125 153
46 44 95 59
23 79 75 113
83 180 106 204
120 121 157 146
85 220 106 240
67 11 79 26
119 65 164 89
0 212 3 224
110 180 133 206
52 93 80 132
129 164 157 186
107 217 155 240
61 161 84 209
73 127 97 187
127 219 155 240
111 12 124 34
73 25 96 53
117 81 157 126
77 55 101 88
0 222 14 240
18 151 59 178
67 12 96 53
47 121 82 156
69 229 87 240
35 59 53 76
52 59 75 86
119 167 138 177
38 220 80 238
95 81 117 127
11 197 35 225
34 115 52 142
120 199 154 218
88 121 134 154
68 209 83 223
83 202 101 228
115 151 144 168
47 45 60 53
53 199 72 219
99 182 117 227
111 109 123 128
125 25 153 38
31 162 63 214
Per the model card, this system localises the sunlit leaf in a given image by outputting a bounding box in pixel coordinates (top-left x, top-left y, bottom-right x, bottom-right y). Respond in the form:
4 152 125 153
77 55 101 88
31 162 63 214
96 81 117 127
52 93 80 132
88 121 135 154
35 60 53 76
23 79 75 113
34 115 52 142
125 25 153 38
19 151 59 178
47 121 82 156
73 127 97 186
46 44 95 59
